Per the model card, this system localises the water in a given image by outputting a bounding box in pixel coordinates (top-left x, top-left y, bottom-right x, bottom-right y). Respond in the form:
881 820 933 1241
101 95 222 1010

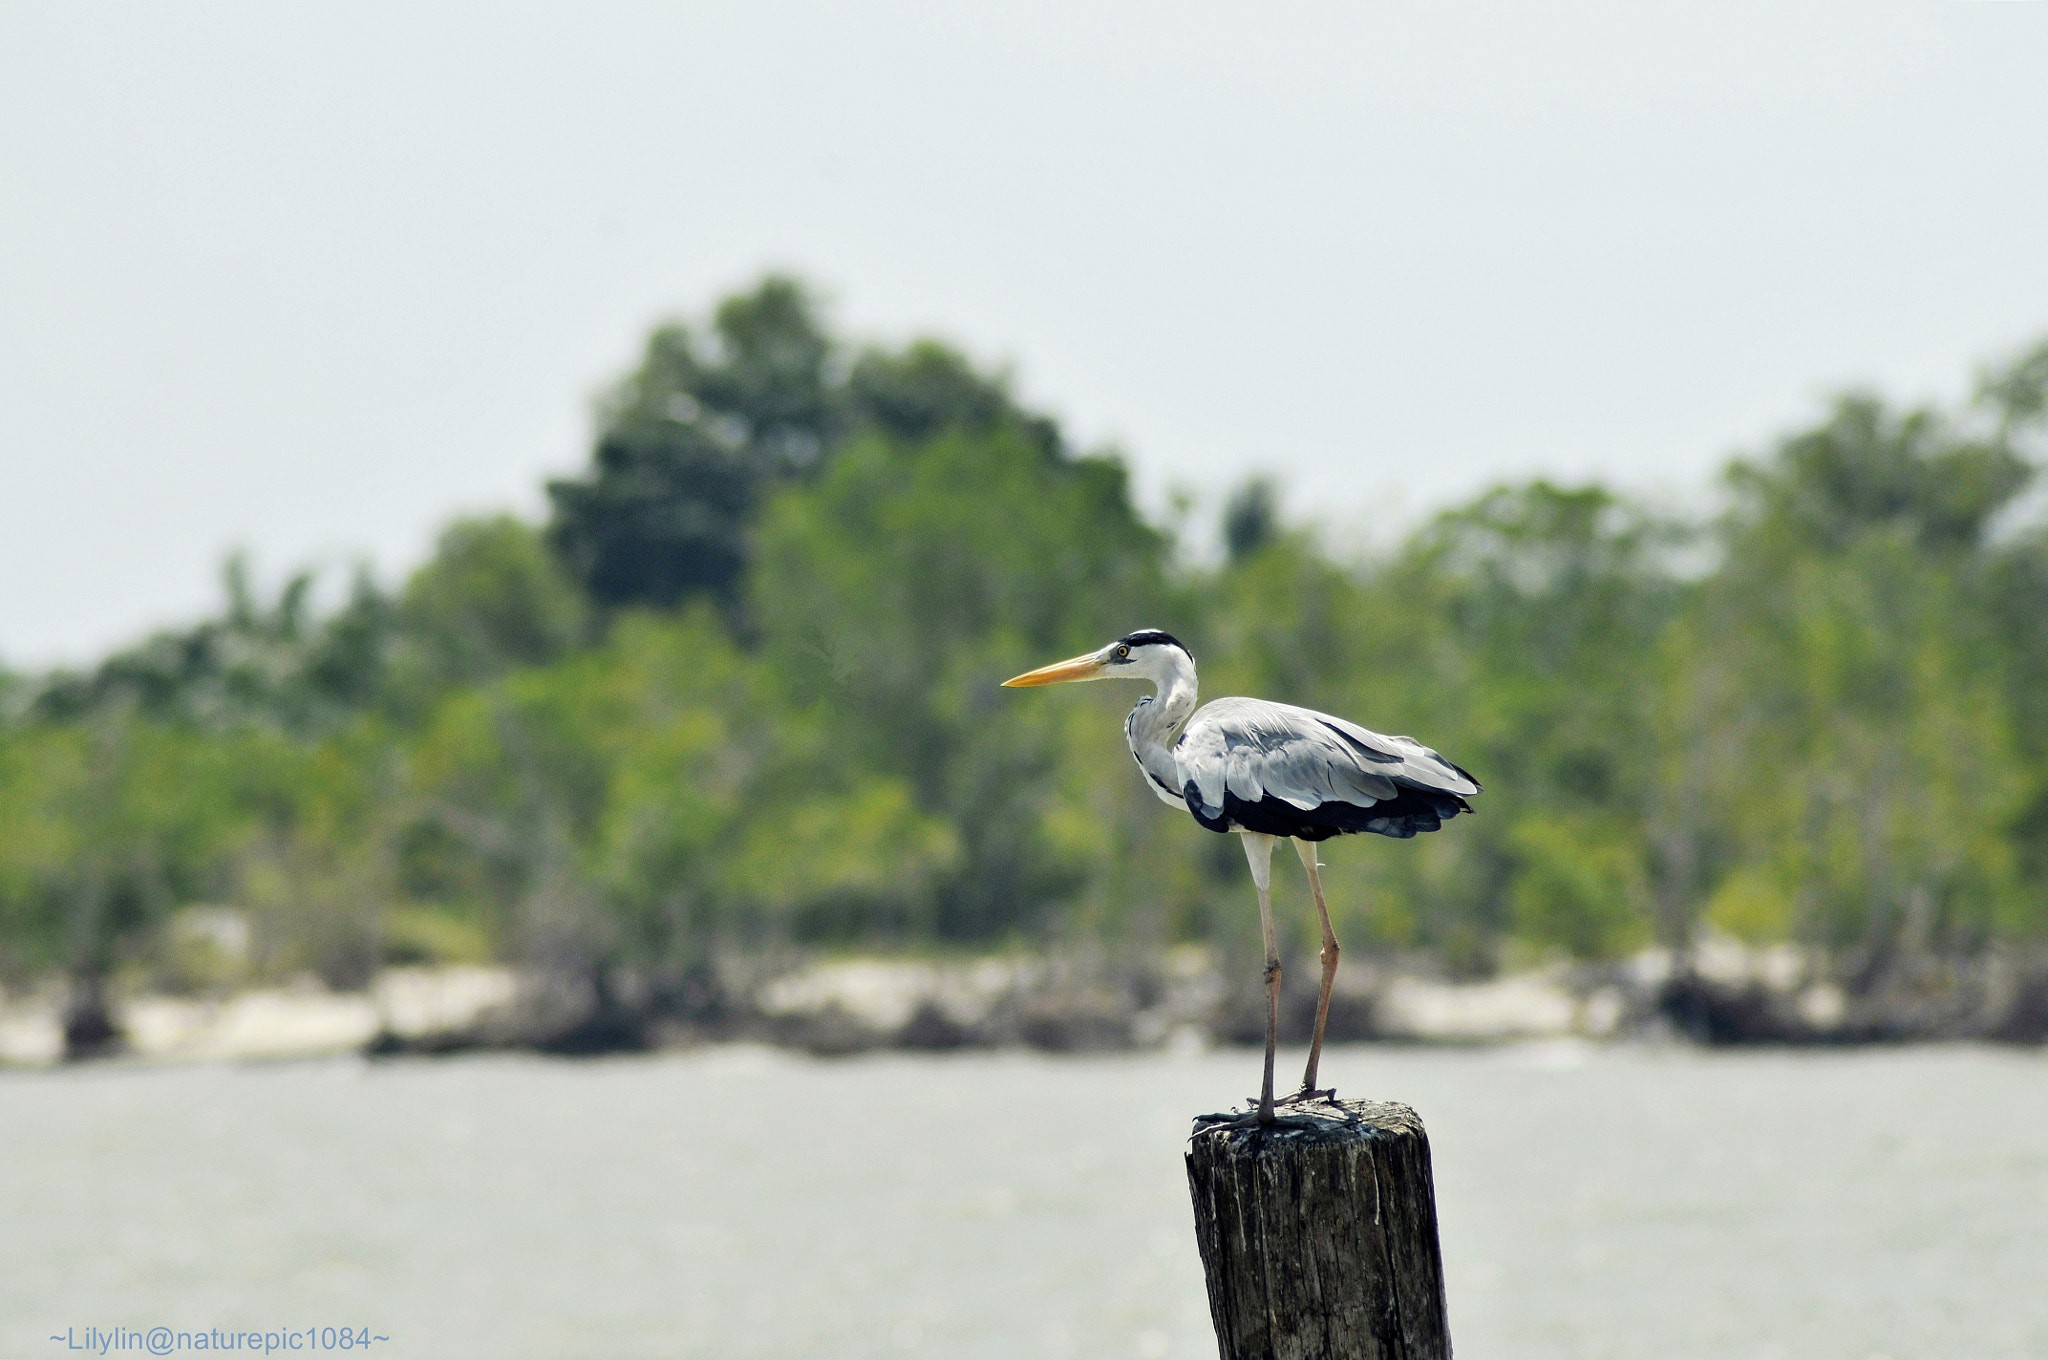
3 1043 2044 1359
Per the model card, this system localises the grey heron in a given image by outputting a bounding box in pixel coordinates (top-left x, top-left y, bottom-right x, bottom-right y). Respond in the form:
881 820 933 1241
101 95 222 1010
1004 630 1480 1124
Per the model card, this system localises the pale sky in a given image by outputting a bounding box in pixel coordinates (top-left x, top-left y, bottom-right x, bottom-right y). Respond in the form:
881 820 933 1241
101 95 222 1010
4 2 2046 667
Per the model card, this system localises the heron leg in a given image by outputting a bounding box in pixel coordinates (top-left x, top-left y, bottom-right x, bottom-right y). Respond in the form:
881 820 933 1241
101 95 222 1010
1243 833 1280 1125
1294 837 1339 1098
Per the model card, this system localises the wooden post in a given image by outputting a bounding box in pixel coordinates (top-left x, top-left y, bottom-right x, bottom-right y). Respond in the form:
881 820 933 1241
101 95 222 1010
1186 1099 1451 1360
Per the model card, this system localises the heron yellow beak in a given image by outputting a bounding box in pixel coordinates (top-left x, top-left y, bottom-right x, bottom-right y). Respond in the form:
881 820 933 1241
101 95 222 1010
1001 652 1107 687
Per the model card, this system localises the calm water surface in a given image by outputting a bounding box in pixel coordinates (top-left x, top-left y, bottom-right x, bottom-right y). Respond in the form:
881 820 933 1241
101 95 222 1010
3 1043 2044 1359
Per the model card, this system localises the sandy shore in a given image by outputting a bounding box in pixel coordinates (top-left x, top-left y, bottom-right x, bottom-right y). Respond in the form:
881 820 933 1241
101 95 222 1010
6 935 2041 1067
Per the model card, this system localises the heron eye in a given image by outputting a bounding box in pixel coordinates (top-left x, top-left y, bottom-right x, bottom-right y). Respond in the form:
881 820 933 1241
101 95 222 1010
1117 646 1130 659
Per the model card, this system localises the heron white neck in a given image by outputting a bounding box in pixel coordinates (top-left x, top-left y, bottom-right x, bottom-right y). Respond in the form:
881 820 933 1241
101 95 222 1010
1146 647 1200 729
1124 647 1199 798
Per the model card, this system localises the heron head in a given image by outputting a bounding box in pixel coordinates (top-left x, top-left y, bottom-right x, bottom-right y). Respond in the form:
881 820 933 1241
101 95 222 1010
1001 630 1192 687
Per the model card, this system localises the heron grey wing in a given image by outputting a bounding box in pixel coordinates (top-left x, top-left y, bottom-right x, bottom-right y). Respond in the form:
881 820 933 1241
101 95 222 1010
1297 704 1482 798
1174 717 1229 817
1176 698 1408 817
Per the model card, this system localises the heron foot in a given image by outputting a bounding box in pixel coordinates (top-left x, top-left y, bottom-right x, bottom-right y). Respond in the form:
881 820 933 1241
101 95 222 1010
1277 1085 1339 1108
1192 1107 1320 1133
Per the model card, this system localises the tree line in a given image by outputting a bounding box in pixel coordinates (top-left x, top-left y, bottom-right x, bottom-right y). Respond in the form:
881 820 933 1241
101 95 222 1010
3 278 2044 1030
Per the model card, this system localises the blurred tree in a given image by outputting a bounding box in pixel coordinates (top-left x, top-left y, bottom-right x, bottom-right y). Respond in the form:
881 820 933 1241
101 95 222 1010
1222 477 1281 563
847 338 1061 455
1728 392 2032 555
0 710 288 1049
546 277 1068 624
752 423 1174 940
4 287 2044 1015
1212 482 1684 967
1664 385 2041 984
691 277 844 470
1974 341 2048 896
393 516 589 697
32 555 353 734
546 277 841 617
1979 337 2048 436
402 610 958 979
1421 487 1683 914
301 568 398 711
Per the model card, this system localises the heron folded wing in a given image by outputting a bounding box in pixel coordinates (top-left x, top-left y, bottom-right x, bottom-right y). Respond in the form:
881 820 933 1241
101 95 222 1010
1177 697 1431 818
1178 721 1230 817
1312 711 1482 798
1224 744 1267 803
1258 736 1399 809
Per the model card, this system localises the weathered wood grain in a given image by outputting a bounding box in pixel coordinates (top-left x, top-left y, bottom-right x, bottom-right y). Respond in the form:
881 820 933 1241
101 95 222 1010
1186 1099 1450 1360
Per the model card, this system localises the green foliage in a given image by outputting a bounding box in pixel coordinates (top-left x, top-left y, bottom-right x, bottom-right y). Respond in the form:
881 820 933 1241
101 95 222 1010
395 516 589 694
1507 813 1649 960
544 277 1059 621
0 712 291 979
1222 477 1281 564
1728 393 2031 554
33 556 366 733
2 276 2043 995
752 422 1172 939
847 339 1061 455
1661 382 2043 961
545 278 838 615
